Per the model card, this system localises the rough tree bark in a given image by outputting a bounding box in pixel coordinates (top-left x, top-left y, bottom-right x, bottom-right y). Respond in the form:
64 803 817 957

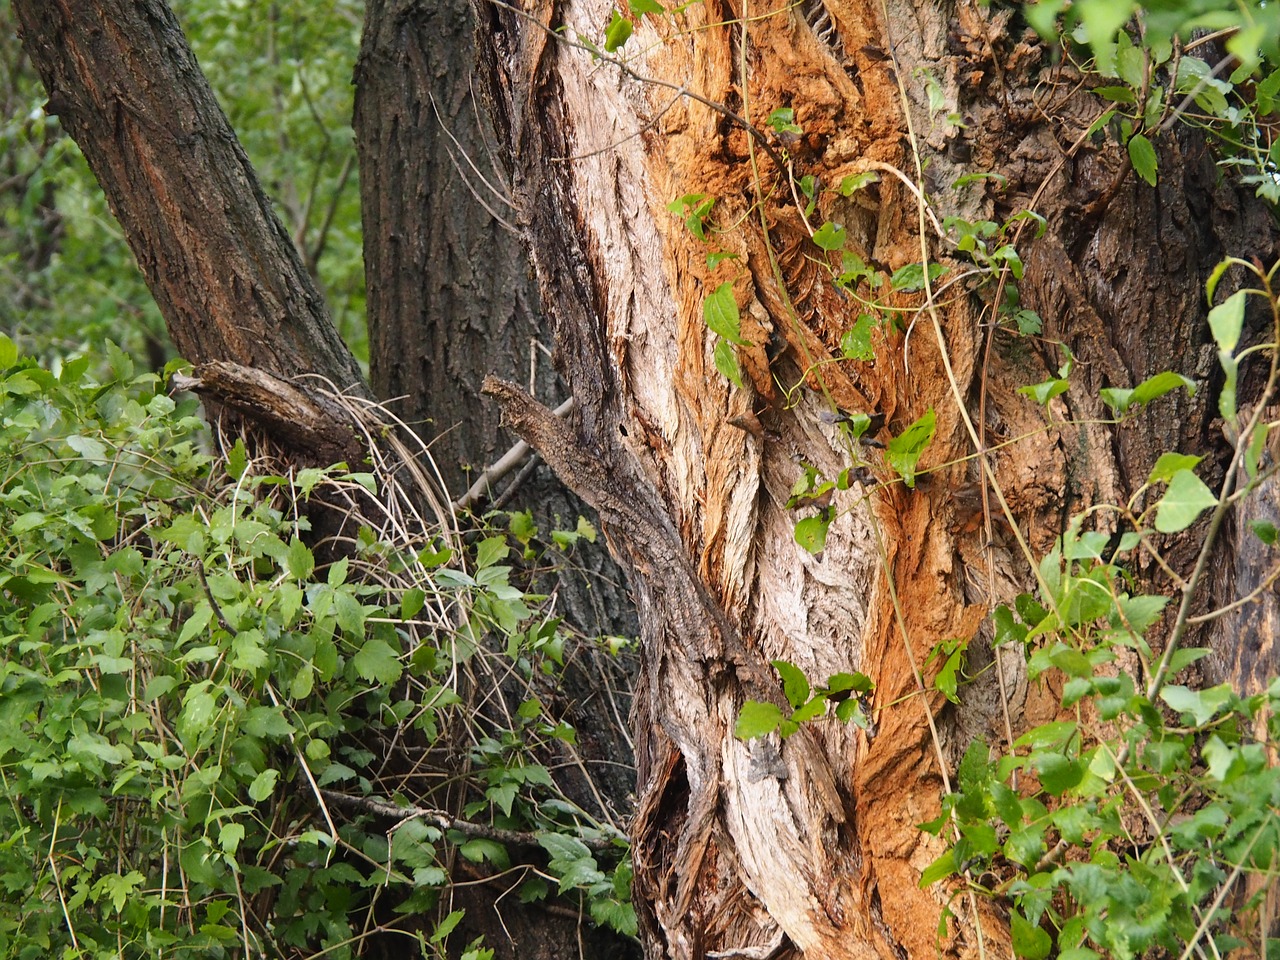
353 3 639 955
471 0 1280 957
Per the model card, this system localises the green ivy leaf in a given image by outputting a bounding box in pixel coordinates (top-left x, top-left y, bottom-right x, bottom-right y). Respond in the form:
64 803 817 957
628 0 664 13
1154 469 1217 533
713 340 744 388
885 408 936 488
812 221 846 252
1209 289 1247 353
839 315 876 361
1018 377 1068 406
838 171 879 195
772 660 810 709
1147 452 1202 484
793 514 830 554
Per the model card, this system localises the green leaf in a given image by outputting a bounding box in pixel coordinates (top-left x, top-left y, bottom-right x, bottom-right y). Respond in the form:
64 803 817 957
353 637 403 684
1250 520 1278 545
1032 753 1084 795
713 340 744 388
603 10 633 52
1127 133 1157 186
839 315 876 361
1209 289 1247 353
1148 452 1202 484
226 438 249 481
772 660 810 709
0 333 17 369
1011 909 1052 960
794 514 830 554
838 171 879 195
918 849 956 887
1018 377 1069 406
735 700 785 739
1101 371 1195 413
431 910 466 944
1154 469 1217 533
1160 683 1234 725
889 262 945 293
248 769 279 802
286 538 314 581
767 107 803 135
812 221 846 252
885 408 935 488
628 0 664 13
704 282 748 345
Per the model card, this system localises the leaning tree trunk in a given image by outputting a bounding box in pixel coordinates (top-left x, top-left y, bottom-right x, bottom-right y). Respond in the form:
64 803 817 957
11 0 368 465
472 0 1280 957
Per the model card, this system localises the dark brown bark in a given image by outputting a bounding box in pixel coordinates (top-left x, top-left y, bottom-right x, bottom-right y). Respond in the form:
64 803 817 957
353 5 640 956
12 0 366 405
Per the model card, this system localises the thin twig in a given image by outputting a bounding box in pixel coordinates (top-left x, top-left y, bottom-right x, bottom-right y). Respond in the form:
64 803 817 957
454 397 576 513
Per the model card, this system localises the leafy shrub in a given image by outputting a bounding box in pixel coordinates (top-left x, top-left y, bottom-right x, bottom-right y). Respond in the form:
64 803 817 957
0 336 634 958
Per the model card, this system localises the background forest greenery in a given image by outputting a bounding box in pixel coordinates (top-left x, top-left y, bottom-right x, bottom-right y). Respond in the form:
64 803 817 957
2 0 1280 958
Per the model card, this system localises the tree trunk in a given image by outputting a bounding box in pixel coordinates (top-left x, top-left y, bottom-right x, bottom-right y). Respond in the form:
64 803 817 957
354 5 639 956
471 1 1279 957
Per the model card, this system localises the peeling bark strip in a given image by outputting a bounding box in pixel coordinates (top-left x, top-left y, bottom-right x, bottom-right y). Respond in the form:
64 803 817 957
13 0 366 401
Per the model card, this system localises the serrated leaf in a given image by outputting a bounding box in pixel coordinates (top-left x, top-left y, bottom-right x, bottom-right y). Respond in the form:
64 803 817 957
735 700 785 739
704 282 748 345
1011 909 1052 960
286 538 314 580
885 408 935 488
353 637 403 684
248 769 278 802
431 910 465 944
1154 469 1217 533
713 340 744 388
918 849 956 887
1128 133 1157 186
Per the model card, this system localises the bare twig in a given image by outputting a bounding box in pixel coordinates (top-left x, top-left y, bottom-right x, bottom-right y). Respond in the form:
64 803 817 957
454 397 576 513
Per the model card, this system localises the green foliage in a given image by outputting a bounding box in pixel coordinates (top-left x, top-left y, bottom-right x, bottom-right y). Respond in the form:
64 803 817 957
734 661 875 740
921 256 1280 960
0 339 636 957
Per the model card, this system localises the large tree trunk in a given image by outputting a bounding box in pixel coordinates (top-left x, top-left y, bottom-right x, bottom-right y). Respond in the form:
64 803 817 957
471 0 1279 957
353 4 639 956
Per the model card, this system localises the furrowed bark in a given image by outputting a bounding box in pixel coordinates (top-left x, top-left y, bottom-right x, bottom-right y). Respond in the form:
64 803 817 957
13 0 367 418
473 0 1278 957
